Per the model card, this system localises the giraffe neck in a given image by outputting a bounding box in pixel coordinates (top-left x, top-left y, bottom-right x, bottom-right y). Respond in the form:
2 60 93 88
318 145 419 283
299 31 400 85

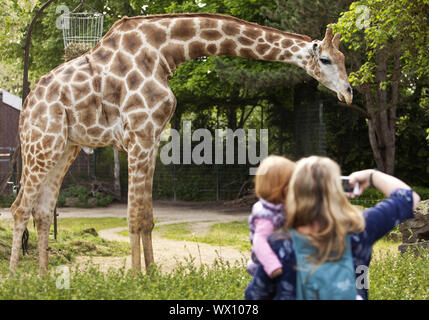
162 14 313 75
95 14 314 80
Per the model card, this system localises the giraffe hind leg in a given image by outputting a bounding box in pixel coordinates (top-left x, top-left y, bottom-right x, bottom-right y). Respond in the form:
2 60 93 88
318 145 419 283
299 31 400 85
9 136 68 272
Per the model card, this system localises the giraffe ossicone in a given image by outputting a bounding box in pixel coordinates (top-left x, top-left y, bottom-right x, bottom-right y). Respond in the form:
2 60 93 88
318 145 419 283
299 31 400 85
10 13 352 273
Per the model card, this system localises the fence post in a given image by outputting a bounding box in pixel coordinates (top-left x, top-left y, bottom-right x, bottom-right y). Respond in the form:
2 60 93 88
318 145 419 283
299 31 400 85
216 165 220 201
172 164 176 201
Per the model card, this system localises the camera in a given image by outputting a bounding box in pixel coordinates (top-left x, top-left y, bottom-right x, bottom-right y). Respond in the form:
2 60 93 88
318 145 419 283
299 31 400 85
341 176 360 196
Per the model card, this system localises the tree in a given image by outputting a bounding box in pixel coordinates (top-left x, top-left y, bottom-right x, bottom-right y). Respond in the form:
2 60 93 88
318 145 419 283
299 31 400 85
333 0 429 174
0 0 37 94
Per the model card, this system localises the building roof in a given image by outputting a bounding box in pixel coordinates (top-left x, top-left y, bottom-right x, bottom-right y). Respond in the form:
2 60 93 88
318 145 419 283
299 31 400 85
0 89 22 111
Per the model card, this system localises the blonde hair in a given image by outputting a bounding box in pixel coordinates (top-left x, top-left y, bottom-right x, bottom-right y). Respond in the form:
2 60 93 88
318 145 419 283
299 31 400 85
254 155 296 204
285 156 365 265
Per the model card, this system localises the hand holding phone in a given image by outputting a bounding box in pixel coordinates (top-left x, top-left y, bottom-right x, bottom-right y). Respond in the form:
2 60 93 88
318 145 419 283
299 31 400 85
341 176 360 197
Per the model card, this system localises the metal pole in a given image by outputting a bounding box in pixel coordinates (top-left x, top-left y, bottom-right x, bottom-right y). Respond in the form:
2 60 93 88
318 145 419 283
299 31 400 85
216 165 219 201
216 106 220 201
93 149 96 179
54 206 58 240
173 164 176 201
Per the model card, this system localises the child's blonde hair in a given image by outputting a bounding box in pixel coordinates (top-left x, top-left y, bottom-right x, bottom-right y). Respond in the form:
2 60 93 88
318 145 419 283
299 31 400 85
285 156 365 265
254 155 296 204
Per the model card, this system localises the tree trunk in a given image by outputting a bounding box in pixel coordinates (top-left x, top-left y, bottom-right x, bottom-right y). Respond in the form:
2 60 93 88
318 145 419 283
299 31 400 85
363 48 399 175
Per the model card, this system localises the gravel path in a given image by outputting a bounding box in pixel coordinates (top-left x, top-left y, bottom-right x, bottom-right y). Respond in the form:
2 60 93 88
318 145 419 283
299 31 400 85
1 201 251 273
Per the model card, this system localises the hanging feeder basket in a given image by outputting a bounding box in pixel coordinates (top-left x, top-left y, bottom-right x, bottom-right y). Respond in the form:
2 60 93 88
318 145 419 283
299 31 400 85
62 11 104 61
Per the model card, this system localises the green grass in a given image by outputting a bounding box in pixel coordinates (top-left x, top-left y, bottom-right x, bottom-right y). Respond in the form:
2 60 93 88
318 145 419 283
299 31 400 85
119 220 251 252
56 217 128 233
1 218 428 300
0 258 250 299
0 218 130 272
369 247 429 299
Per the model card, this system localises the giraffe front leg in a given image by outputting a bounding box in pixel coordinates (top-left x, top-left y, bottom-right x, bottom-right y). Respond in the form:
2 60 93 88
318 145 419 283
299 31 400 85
127 143 157 273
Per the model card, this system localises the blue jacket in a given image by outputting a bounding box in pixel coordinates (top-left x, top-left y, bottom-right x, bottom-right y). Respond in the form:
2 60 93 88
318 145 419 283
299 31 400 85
245 188 415 300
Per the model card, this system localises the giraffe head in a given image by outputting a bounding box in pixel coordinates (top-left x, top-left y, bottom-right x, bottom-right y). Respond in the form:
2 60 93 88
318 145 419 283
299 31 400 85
307 28 352 104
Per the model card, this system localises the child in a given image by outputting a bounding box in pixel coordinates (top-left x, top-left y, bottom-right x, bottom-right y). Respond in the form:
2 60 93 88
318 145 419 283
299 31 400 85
245 156 420 300
247 155 296 278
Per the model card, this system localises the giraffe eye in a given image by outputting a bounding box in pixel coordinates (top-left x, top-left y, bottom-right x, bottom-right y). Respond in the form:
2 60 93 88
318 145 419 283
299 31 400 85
320 58 331 65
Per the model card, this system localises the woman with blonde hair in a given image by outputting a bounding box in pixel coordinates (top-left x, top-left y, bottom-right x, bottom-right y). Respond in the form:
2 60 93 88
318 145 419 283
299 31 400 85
245 156 420 300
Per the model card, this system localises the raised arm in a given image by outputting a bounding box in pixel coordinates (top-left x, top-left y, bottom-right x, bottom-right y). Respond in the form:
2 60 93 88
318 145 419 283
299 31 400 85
349 169 420 210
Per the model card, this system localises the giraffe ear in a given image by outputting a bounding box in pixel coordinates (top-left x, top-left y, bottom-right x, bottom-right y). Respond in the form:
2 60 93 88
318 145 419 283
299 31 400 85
323 27 334 43
311 42 319 56
332 33 341 49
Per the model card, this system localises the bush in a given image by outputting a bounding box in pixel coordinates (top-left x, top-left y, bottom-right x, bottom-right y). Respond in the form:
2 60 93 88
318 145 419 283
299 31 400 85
0 194 16 208
57 186 113 208
94 192 113 207
350 185 429 208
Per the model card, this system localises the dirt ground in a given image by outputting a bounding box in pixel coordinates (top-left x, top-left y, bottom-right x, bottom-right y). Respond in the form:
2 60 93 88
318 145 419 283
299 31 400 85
0 200 252 273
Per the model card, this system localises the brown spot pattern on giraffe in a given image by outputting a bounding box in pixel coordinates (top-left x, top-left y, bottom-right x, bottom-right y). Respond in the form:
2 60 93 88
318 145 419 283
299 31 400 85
100 104 120 127
126 70 143 91
238 37 253 46
104 76 126 106
264 47 281 61
140 24 166 49
142 80 168 107
35 86 45 100
118 19 140 32
71 83 91 101
111 52 133 77
122 32 142 55
243 27 262 40
256 43 271 55
128 111 149 129
45 82 61 103
161 44 186 70
207 44 217 55
200 18 218 29
136 48 157 77
200 30 223 41
189 41 207 59
93 47 113 65
282 39 294 48
265 32 281 43
222 22 240 36
103 35 120 50
124 94 145 114
240 48 258 59
219 39 237 56
171 19 196 41
151 100 174 127
61 66 76 82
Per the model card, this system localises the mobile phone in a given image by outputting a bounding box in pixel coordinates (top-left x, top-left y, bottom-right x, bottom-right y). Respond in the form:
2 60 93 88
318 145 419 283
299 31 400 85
341 176 360 196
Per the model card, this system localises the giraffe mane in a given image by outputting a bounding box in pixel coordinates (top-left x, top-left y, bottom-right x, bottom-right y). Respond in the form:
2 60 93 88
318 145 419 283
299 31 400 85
109 13 312 42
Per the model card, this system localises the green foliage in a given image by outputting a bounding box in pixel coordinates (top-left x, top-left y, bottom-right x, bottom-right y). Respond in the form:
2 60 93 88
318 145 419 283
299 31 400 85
57 185 113 208
369 248 429 300
333 0 429 93
0 194 16 208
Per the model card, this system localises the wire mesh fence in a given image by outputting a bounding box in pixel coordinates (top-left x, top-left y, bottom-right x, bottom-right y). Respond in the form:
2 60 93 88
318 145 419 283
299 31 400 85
152 162 252 201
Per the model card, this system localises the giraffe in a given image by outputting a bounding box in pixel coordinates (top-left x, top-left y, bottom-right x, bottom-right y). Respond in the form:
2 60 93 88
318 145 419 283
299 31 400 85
10 13 353 274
